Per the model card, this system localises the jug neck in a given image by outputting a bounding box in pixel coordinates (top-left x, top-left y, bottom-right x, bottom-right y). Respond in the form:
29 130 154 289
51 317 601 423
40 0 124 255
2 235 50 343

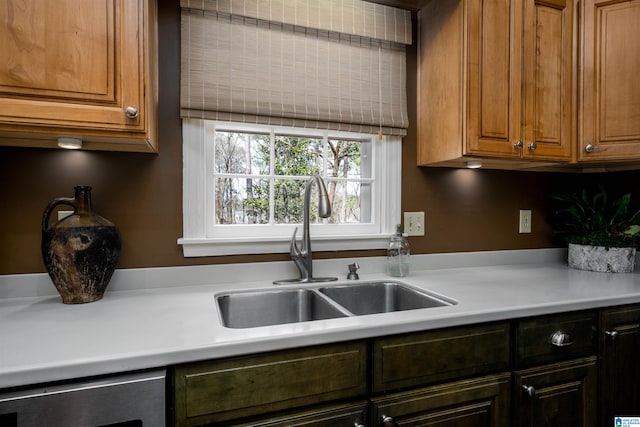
74 186 93 214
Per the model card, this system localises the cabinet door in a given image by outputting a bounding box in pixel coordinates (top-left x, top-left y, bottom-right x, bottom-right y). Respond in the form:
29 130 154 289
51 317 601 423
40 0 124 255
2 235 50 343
579 0 640 161
514 356 597 427
522 0 573 161
467 0 523 158
370 373 511 427
0 0 156 152
600 305 640 426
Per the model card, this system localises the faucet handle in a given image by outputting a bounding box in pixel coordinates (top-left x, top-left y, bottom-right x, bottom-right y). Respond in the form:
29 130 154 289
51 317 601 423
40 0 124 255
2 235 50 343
289 227 301 259
347 262 360 280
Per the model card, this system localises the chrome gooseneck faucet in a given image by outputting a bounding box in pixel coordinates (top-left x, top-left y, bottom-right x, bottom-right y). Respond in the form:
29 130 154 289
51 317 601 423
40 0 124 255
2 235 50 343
274 175 338 284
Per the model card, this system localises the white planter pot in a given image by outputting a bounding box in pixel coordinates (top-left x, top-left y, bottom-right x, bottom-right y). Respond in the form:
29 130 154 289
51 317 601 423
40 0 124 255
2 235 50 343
568 243 636 273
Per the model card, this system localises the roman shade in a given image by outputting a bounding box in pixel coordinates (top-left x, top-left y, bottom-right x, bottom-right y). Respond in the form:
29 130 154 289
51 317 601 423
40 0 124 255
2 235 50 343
181 0 411 136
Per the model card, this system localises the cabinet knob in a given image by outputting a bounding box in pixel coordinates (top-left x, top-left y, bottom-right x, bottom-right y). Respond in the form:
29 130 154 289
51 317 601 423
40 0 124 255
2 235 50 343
125 106 139 119
604 330 619 340
527 142 537 151
523 385 536 398
354 420 366 427
514 140 523 149
550 330 573 347
382 415 399 427
584 144 594 153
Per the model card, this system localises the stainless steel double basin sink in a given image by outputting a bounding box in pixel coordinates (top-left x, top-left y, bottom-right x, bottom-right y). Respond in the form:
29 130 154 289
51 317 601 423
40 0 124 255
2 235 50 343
216 281 457 328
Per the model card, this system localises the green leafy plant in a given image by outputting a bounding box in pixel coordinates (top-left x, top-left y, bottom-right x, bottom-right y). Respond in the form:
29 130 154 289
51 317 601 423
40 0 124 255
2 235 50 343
551 187 640 249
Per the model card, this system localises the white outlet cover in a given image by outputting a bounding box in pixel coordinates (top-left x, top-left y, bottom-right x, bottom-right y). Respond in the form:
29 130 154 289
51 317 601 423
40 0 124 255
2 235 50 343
519 210 532 233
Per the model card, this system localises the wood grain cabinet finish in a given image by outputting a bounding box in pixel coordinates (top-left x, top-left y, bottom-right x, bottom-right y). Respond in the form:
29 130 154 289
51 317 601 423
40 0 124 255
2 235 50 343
0 0 157 152
370 373 511 427
232 401 368 427
514 356 597 427
514 310 598 368
172 342 367 427
578 0 640 161
513 311 598 427
417 0 573 168
599 305 640 426
372 322 511 393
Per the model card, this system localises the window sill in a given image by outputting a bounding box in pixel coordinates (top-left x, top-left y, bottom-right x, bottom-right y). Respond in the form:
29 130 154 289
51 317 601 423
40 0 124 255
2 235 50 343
178 234 391 257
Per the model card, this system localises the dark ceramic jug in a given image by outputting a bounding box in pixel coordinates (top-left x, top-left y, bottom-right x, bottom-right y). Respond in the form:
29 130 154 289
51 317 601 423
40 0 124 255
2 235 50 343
41 186 121 304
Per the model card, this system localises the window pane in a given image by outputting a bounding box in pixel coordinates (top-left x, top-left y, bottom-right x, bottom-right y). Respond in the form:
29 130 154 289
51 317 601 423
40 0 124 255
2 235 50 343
274 179 327 224
274 136 323 176
327 139 370 179
215 131 270 175
215 177 270 224
327 181 371 224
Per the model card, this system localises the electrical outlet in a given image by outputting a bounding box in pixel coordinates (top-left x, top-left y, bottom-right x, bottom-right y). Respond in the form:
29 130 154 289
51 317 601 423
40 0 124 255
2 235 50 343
519 210 532 233
404 211 425 236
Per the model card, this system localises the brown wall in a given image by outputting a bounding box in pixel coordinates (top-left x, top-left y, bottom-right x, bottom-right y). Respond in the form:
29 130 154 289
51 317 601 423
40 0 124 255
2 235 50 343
0 1 638 275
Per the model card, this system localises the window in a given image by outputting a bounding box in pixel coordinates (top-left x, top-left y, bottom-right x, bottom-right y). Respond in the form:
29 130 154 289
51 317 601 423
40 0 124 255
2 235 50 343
179 120 401 256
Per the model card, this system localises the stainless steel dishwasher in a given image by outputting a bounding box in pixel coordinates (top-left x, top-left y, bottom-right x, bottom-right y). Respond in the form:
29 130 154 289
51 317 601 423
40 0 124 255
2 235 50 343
0 369 166 427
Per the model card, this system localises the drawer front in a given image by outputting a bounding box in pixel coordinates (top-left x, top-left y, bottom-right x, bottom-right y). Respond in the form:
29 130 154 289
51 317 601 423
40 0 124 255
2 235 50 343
370 373 511 426
234 401 368 427
515 311 597 368
173 342 367 426
372 322 510 393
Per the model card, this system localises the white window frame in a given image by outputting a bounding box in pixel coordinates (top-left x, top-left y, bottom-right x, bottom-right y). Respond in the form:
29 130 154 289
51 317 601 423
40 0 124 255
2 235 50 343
178 119 401 257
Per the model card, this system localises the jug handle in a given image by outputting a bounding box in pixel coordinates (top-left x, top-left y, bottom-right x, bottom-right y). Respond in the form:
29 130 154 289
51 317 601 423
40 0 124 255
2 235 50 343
42 197 77 232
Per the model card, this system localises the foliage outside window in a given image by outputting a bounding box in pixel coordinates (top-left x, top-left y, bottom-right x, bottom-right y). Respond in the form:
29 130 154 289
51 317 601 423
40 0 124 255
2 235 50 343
213 129 371 227
179 120 401 257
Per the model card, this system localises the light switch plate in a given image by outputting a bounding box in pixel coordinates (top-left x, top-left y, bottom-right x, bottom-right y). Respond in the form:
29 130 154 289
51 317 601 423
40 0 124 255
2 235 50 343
404 211 425 236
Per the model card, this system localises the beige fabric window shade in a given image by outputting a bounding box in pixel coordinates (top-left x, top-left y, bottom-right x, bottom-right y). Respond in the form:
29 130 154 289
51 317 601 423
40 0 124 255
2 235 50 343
181 0 411 136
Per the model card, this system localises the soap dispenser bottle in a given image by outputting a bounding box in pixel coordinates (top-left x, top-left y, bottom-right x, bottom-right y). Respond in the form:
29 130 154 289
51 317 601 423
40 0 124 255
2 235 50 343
387 224 410 277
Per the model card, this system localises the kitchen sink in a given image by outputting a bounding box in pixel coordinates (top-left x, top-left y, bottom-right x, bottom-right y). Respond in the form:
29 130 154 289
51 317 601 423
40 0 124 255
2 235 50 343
217 289 348 328
318 282 454 315
216 281 456 328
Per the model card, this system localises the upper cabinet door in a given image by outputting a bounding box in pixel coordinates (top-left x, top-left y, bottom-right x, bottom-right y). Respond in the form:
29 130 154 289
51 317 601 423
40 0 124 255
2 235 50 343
467 0 523 159
0 0 156 152
417 0 572 167
579 0 640 161
522 0 573 161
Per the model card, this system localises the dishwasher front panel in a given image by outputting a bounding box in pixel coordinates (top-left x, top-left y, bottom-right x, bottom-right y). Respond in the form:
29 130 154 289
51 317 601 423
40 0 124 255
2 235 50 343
0 369 166 427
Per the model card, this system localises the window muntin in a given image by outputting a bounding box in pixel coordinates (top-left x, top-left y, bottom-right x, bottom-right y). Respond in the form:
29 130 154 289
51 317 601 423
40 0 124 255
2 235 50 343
179 119 400 256
210 124 374 231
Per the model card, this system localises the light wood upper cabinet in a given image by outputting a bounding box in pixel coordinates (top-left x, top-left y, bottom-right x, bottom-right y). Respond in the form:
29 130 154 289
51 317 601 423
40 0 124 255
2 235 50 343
418 0 573 168
578 0 640 162
0 0 157 152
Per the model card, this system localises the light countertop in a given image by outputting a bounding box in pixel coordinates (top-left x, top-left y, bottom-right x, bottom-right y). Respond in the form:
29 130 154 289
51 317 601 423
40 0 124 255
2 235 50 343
2 249 640 389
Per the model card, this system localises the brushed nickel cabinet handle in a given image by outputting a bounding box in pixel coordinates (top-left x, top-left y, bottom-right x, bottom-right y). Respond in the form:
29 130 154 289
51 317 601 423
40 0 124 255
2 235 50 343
527 142 537 151
382 415 399 426
514 140 523 149
550 330 574 347
125 106 139 119
585 144 594 153
523 385 536 398
604 330 619 340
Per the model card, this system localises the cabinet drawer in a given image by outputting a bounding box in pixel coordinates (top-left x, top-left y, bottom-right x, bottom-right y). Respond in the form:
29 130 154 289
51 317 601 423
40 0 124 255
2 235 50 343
173 342 367 426
372 322 510 392
515 311 597 368
370 373 511 426
233 401 368 427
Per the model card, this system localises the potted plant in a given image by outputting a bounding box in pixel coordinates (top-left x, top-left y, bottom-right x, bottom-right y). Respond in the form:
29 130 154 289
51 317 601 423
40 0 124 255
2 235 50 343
551 187 640 273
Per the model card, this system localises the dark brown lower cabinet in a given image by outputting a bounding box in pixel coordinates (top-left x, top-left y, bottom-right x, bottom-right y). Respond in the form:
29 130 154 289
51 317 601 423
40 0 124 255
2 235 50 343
514 356 597 427
232 401 368 427
370 373 511 427
600 305 640 426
